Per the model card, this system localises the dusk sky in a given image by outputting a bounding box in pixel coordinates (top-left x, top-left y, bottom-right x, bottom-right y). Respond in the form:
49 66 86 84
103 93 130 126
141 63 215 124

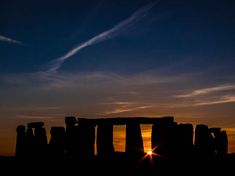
1 0 235 155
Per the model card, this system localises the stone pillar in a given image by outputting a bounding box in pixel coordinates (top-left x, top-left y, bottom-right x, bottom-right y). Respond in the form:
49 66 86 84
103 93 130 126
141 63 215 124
49 127 66 158
209 128 221 157
24 127 34 158
34 127 48 145
171 124 193 158
219 131 228 157
77 121 95 160
34 127 48 157
16 125 26 157
97 123 115 159
151 119 175 158
125 123 144 159
65 116 79 157
195 124 214 158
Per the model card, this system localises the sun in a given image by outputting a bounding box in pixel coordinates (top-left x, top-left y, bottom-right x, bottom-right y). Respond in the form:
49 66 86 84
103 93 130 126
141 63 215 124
147 150 153 155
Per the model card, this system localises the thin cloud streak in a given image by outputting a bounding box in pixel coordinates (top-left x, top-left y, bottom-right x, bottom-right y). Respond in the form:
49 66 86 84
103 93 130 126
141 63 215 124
102 105 152 115
47 0 159 73
163 96 235 108
176 85 235 98
194 96 235 106
0 35 24 45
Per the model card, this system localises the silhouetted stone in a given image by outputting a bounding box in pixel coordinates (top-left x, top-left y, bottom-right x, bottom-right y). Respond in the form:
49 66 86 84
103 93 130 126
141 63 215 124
65 116 80 158
77 122 95 160
209 128 221 157
151 119 175 158
27 122 44 128
15 116 229 168
208 128 228 158
195 124 214 158
16 125 26 157
22 122 47 158
77 116 174 125
33 127 48 158
125 123 144 159
34 127 47 145
171 124 193 158
49 127 66 158
219 131 228 157
97 123 115 159
24 128 34 158
65 116 77 127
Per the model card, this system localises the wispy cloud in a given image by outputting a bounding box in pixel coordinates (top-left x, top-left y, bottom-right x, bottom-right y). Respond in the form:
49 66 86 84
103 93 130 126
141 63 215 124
102 101 152 115
0 35 25 45
46 1 159 73
1 69 235 125
176 84 235 98
174 84 235 107
193 96 235 106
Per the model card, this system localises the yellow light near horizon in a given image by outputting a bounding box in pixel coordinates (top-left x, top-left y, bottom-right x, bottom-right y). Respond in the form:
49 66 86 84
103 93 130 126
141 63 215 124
147 150 153 155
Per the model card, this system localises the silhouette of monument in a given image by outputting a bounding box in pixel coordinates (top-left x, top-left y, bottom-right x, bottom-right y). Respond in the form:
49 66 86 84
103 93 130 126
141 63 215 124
16 116 228 162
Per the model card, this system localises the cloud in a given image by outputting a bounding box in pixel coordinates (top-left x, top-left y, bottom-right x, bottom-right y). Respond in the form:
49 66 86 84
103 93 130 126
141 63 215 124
1 69 235 126
175 84 235 98
193 96 235 106
102 101 152 115
0 35 25 45
173 84 235 107
0 70 187 117
46 0 159 73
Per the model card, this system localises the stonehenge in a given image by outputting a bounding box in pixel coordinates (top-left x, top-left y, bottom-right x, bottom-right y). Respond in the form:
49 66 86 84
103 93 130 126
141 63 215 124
16 116 228 161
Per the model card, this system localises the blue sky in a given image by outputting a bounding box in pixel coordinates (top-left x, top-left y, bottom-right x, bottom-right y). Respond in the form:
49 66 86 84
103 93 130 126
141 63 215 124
0 0 235 155
1 0 234 74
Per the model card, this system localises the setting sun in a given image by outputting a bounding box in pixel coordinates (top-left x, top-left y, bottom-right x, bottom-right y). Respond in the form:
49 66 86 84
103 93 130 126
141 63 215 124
147 151 153 155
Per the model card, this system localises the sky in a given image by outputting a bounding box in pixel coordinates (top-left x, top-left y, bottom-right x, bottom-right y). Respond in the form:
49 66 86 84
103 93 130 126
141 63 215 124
0 0 235 155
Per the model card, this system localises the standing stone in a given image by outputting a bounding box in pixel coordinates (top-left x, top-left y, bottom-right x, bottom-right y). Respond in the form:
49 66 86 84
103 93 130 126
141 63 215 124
65 116 79 157
24 127 34 158
218 131 228 157
16 125 26 157
151 119 175 158
171 124 193 158
27 122 47 158
49 127 66 158
77 121 95 160
195 124 214 158
97 123 115 159
34 128 48 151
125 123 144 159
209 128 221 157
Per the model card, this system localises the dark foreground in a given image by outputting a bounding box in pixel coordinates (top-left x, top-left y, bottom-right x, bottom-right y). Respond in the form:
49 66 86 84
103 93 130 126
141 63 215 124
1 153 234 176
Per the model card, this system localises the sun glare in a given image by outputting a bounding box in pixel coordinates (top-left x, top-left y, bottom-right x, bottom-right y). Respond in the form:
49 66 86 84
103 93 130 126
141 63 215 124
147 151 153 155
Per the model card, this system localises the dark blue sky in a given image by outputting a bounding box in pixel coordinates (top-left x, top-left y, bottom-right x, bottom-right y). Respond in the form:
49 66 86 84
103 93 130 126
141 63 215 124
1 0 235 155
1 0 235 74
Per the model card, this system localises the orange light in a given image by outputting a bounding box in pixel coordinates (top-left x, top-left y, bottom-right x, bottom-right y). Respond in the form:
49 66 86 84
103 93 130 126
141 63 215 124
147 150 153 155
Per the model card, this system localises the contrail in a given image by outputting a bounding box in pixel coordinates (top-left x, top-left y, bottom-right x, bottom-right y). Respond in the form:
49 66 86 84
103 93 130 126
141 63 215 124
0 35 24 45
47 1 159 73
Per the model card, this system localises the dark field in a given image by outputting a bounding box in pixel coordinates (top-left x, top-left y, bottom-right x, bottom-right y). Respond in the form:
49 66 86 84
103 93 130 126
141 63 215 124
1 153 234 176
